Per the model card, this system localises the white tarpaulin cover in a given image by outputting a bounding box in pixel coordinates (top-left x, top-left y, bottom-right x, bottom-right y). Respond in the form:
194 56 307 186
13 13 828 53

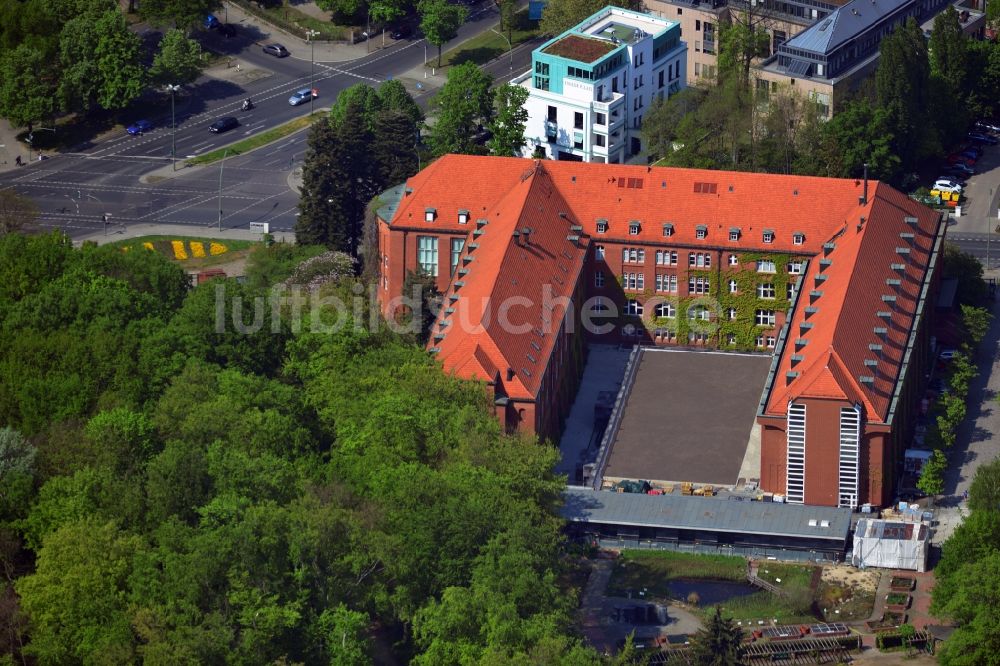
850 519 929 572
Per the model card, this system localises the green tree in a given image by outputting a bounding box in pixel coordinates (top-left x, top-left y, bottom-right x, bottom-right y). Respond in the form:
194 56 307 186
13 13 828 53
296 118 342 247
316 0 364 23
539 0 640 36
944 243 987 304
486 84 530 156
316 604 371 665
372 109 421 187
330 83 382 131
917 449 947 496
0 44 57 127
369 0 408 25
0 188 40 236
419 0 467 67
969 457 1000 512
378 78 424 125
150 28 203 86
965 39 1000 120
59 9 145 112
928 7 969 145
961 304 992 347
16 519 144 664
643 86 707 162
815 98 899 180
429 62 494 156
85 407 158 475
140 0 221 31
935 552 1000 666
717 13 770 91
876 18 933 176
689 606 744 666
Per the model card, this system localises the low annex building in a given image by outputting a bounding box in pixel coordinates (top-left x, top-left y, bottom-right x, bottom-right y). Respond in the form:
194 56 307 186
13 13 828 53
374 156 944 507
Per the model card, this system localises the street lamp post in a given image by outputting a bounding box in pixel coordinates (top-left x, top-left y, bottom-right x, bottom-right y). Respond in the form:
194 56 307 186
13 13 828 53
366 11 371 53
218 149 229 231
491 27 513 71
306 29 320 116
166 84 180 171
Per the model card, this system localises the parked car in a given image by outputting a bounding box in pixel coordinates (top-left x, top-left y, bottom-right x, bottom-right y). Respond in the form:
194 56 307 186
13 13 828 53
933 179 963 193
947 161 975 176
209 116 239 133
976 120 1000 133
263 43 290 57
218 23 236 37
969 131 999 145
947 153 975 166
939 348 959 361
288 88 318 106
126 119 153 135
938 172 966 185
204 14 220 29
390 25 413 39
961 145 982 158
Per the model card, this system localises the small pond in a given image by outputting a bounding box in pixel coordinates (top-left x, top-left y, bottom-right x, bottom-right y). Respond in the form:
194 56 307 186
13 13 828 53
667 579 759 606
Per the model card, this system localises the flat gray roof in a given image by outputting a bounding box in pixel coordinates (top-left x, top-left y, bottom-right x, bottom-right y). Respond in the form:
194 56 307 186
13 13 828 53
563 486 853 541
603 349 771 486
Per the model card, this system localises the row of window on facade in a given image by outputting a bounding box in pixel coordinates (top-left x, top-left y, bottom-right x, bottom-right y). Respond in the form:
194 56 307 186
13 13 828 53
644 327 778 348
597 222 805 245
592 296 778 326
613 246 804 273
612 271 792 299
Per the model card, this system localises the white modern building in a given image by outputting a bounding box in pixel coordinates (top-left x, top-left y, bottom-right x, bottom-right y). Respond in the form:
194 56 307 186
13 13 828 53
513 6 687 163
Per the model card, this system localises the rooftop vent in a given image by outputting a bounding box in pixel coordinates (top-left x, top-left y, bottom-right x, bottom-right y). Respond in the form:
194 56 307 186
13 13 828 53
881 295 897 303
476 217 488 227
886 278 902 287
905 216 919 226
877 311 892 319
896 247 912 256
900 232 915 241
864 359 878 367
869 343 883 352
873 327 888 335
859 375 875 384
823 242 836 255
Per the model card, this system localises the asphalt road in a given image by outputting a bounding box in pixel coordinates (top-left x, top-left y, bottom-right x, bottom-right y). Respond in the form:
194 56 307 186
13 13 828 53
0 2 536 238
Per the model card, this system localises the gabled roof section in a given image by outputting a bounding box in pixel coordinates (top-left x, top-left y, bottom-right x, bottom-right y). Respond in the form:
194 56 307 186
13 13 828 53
395 155 868 255
784 0 911 55
433 162 590 401
384 156 533 229
764 183 942 422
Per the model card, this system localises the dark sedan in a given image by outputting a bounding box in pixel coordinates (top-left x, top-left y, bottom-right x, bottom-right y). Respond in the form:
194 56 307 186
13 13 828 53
209 117 239 133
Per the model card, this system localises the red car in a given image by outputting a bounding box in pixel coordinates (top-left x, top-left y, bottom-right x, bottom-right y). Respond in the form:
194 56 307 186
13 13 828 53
947 153 975 167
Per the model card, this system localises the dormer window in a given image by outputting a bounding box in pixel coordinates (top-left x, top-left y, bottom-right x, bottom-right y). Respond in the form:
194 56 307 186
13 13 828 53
597 218 608 234
793 232 804 245
763 229 774 244
729 227 740 241
662 223 674 237
696 225 707 239
629 220 641 235
458 209 469 225
425 208 437 222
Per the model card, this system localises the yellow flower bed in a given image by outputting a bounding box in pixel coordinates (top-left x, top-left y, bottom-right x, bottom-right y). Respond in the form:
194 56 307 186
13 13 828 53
171 240 188 260
209 242 227 256
190 241 207 258
143 242 154 251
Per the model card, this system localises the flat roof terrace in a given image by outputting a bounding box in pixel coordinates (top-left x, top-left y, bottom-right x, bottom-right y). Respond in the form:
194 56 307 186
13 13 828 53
542 34 618 63
600 348 771 487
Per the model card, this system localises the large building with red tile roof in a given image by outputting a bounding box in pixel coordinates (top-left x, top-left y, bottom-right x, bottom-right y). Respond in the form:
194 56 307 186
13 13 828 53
375 155 944 506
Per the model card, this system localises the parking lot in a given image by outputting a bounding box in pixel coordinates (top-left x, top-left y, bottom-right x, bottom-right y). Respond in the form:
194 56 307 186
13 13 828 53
943 130 1000 238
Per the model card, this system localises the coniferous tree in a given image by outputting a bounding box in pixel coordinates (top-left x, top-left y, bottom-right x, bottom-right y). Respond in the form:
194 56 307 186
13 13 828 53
876 18 932 175
372 109 420 188
690 607 744 666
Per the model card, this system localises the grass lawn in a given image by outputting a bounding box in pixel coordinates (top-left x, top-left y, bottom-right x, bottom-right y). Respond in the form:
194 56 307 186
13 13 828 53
232 0 352 41
606 551 747 598
438 9 542 68
113 235 258 269
755 563 816 594
187 116 316 166
713 591 816 625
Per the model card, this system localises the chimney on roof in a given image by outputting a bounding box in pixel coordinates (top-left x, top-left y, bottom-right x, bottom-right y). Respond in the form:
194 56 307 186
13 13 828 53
857 215 866 232
859 163 869 205
506 368 515 381
520 227 532 244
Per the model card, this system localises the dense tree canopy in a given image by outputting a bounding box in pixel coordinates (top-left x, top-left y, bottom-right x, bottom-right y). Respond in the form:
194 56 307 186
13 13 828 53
0 235 598 664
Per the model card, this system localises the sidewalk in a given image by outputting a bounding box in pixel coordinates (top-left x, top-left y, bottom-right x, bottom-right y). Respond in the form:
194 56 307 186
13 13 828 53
0 119 27 174
72 222 295 246
221 1 370 63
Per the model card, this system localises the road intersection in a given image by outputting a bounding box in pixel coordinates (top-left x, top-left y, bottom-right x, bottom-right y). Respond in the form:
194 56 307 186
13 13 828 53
0 0 536 240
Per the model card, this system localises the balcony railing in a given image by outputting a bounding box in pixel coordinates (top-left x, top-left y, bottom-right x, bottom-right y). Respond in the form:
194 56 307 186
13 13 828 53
593 91 625 111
